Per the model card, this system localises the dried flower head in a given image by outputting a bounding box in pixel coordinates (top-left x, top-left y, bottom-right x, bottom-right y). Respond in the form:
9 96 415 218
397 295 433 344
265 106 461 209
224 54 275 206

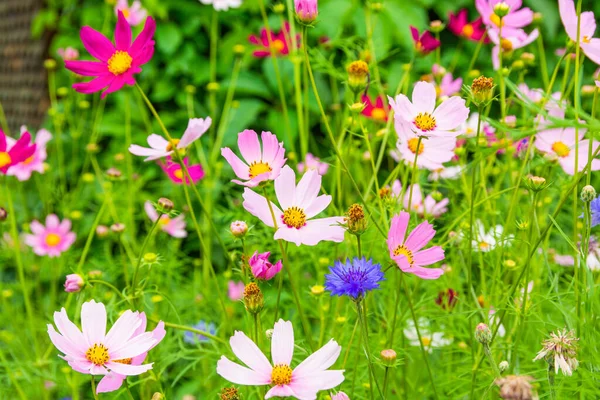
345 203 367 235
347 61 369 93
243 282 264 314
471 76 495 105
533 328 579 376
220 387 241 400
495 375 537 400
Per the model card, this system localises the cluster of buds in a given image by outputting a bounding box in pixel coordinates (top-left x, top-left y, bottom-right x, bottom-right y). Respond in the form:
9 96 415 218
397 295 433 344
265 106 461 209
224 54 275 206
469 76 495 106
344 203 367 235
243 282 264 314
347 60 369 94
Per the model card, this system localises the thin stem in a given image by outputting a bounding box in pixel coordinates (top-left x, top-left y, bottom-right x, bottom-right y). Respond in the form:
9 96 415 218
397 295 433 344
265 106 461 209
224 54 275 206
467 110 483 300
356 300 384 399
406 136 422 211
160 321 228 345
131 213 162 299
90 376 99 400
0 99 9 134
483 344 501 378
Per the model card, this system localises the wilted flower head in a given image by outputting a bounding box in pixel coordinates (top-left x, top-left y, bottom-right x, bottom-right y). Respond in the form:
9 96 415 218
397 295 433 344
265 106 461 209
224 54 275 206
219 387 241 400
533 328 579 376
495 375 537 400
344 204 367 235
324 257 384 299
243 282 264 314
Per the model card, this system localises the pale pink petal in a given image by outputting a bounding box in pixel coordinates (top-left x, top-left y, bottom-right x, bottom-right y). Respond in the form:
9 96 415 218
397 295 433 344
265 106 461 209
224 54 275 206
229 331 272 378
433 97 470 131
293 339 341 376
271 320 294 366
81 300 107 346
96 373 125 393
221 147 251 180
295 168 321 208
216 356 272 385
304 195 332 219
238 130 261 164
265 385 296 399
412 81 437 114
147 134 169 150
105 361 152 376
242 188 283 228
388 94 416 123
260 131 282 164
53 308 87 349
144 201 158 222
104 310 142 349
179 117 212 148
406 265 445 279
274 164 297 210
413 247 445 266
404 221 436 252
387 213 409 253
46 214 60 228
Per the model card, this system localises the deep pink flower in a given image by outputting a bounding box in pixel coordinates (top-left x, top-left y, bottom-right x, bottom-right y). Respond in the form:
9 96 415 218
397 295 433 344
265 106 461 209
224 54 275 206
475 0 534 36
115 0 147 26
448 9 489 43
144 201 187 238
297 153 329 175
6 127 52 181
295 0 318 24
24 214 76 258
160 157 204 185
361 95 389 122
64 274 84 293
0 129 36 174
249 22 298 58
47 300 165 394
410 26 440 55
228 281 245 301
65 11 155 98
249 251 283 280
221 130 287 187
57 47 79 61
559 0 600 65
387 212 445 280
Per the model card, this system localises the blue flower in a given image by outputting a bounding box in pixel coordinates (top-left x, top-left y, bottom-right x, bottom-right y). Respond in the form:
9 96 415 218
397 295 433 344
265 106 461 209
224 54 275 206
324 257 385 299
591 198 600 227
184 320 216 344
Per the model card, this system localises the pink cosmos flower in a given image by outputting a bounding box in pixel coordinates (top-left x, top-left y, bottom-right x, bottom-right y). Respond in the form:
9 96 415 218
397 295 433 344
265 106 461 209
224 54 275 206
249 22 298 58
516 83 561 105
221 130 286 187
144 201 187 238
217 319 344 398
24 214 76 258
331 392 350 400
392 181 449 218
65 11 155 98
57 47 79 61
448 9 489 43
295 0 318 24
387 211 445 280
297 153 329 176
242 165 345 246
410 26 440 55
64 274 84 293
249 251 283 280
489 28 539 70
6 127 52 181
475 0 534 36
228 280 245 301
115 0 147 26
388 81 470 138
160 157 204 185
437 72 463 98
47 300 165 394
129 118 212 161
0 129 36 174
535 126 600 175
559 0 600 65
361 95 389 122
428 166 464 181
391 118 456 171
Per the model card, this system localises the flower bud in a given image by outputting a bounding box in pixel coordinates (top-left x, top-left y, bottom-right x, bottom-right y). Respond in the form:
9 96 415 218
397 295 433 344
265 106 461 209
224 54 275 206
429 20 445 33
96 225 109 238
220 387 241 400
207 82 220 92
379 187 391 199
78 100 91 110
106 167 122 180
143 252 158 264
243 282 264 314
230 220 248 238
44 59 57 70
345 203 367 235
504 115 517 128
151 393 164 400
110 223 126 233
380 349 397 366
273 3 285 14
520 52 535 65
233 44 246 55
64 274 84 293
467 69 481 79
475 323 492 344
157 197 174 213
185 85 196 94
470 76 495 105
581 185 596 202
350 102 367 114
331 392 350 400
89 270 102 279
347 61 369 94
0 207 7 222
57 87 69 97
311 285 325 296
511 60 525 71
533 12 543 24
499 360 509 373
86 143 99 153
525 175 548 192
294 0 318 25
493 2 510 18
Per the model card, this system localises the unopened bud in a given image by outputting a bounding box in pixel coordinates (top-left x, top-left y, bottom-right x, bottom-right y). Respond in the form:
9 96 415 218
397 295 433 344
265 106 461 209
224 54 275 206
230 220 248 238
499 360 509 373
471 76 495 105
185 85 196 94
207 82 220 92
347 61 369 94
57 87 69 97
106 167 122 180
233 44 246 55
243 282 264 314
429 20 445 33
78 100 91 110
44 59 57 70
581 185 596 202
0 207 6 222
273 3 285 14
525 175 548 192
475 323 492 344
64 274 85 293
345 203 367 235
520 52 535 65
157 198 174 213
151 393 164 400
110 223 126 233
96 225 109 238
311 285 325 296
493 2 510 18
86 143 99 153
380 349 397 366
143 252 158 264
512 60 525 71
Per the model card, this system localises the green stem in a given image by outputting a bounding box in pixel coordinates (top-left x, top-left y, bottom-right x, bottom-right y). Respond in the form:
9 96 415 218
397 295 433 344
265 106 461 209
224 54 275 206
356 300 384 399
0 99 9 134
0 346 27 400
483 344 501 378
90 376 99 400
406 136 422 211
160 321 228 346
467 109 483 301
124 90 136 241
131 212 162 299
76 199 108 274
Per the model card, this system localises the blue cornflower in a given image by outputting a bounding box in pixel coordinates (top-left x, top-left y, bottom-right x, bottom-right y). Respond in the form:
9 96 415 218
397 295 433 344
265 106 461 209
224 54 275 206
324 257 385 299
591 198 600 227
184 320 216 344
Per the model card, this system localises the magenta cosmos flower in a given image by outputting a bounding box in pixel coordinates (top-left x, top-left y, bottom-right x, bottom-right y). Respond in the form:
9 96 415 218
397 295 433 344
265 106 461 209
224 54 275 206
249 251 283 280
295 0 318 24
115 0 147 26
489 28 539 70
130 118 212 161
221 129 286 187
47 300 165 394
387 211 445 280
448 9 489 43
24 214 76 258
242 166 345 246
249 22 297 58
65 11 155 98
388 81 470 138
475 0 533 36
535 126 600 175
144 201 187 238
160 157 204 185
297 153 329 175
559 0 600 64
217 319 344 398
0 129 36 174
361 95 389 122
6 127 52 181
410 26 440 55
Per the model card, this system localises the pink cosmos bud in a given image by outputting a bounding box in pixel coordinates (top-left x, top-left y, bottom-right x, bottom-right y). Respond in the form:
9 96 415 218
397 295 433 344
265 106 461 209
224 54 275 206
230 221 248 238
294 0 318 25
331 392 350 400
249 251 283 281
64 274 84 293
475 323 492 344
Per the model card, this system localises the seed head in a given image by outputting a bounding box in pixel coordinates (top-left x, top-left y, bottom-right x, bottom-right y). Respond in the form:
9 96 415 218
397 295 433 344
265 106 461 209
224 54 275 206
220 387 241 400
499 360 509 373
243 283 264 314
495 375 536 400
533 328 579 376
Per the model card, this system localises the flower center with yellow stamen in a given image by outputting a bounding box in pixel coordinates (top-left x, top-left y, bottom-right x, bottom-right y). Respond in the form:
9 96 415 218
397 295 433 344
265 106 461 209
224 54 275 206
271 364 292 385
159 215 171 226
107 51 133 76
23 155 35 165
462 24 474 38
413 113 436 132
121 8 130 18
174 168 183 180
271 39 285 53
113 358 132 364
490 14 504 27
166 139 180 152
45 233 61 247
248 161 272 179
393 244 414 265
371 108 386 121
478 241 490 250
552 141 570 157
282 207 307 229
583 36 591 44
407 138 425 155
500 38 513 52
86 343 109 366
421 337 432 346
0 152 12 168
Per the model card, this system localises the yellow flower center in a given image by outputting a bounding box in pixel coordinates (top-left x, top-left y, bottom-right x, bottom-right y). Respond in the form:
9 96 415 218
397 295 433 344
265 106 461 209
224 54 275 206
478 241 490 250
371 108 386 121
86 343 109 366
45 233 61 247
462 24 474 38
413 113 436 132
271 364 293 385
23 155 35 165
552 141 570 158
282 206 307 229
248 161 272 179
583 35 591 44
113 358 132 364
159 215 171 226
174 168 183 180
490 14 504 27
500 38 513 52
421 336 432 346
393 244 414 266
271 39 285 53
166 139 180 152
0 152 12 168
407 138 424 155
107 51 133 76
121 8 130 18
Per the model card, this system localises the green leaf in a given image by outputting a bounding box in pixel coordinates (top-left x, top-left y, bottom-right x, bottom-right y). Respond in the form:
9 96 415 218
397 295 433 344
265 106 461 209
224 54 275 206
156 23 183 56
